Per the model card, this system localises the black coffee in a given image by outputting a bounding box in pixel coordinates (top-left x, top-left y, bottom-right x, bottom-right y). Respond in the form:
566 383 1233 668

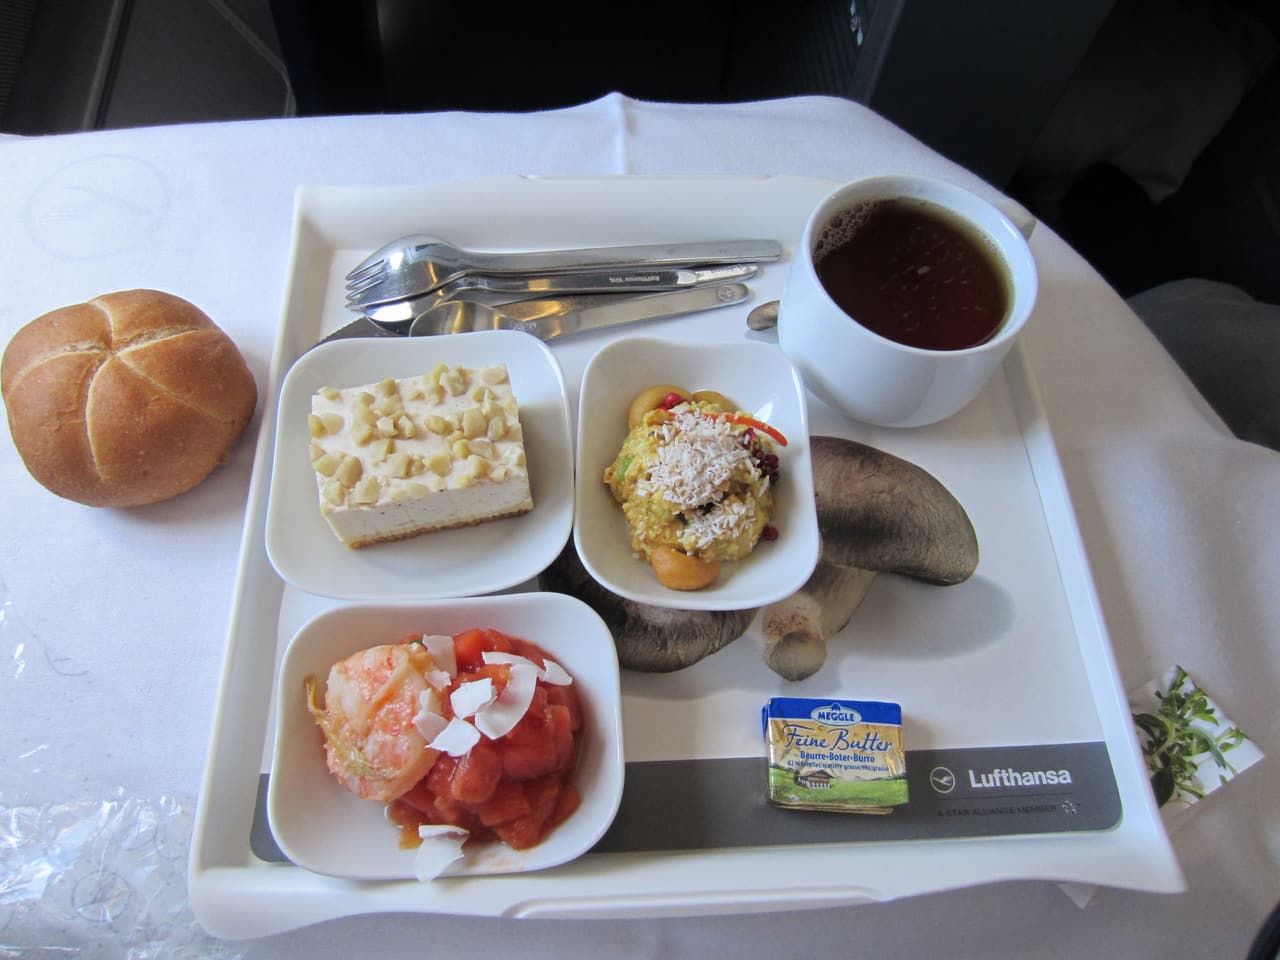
814 198 1010 351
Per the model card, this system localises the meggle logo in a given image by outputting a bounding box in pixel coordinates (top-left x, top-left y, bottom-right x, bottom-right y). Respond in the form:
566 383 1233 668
811 703 862 726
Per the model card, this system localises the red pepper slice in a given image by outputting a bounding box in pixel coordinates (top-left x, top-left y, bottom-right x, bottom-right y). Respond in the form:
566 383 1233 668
718 413 788 447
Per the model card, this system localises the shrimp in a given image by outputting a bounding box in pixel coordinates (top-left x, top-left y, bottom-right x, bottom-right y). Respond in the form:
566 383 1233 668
306 642 439 803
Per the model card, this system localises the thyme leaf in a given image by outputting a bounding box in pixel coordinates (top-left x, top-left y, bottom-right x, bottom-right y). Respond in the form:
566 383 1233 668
1134 666 1245 807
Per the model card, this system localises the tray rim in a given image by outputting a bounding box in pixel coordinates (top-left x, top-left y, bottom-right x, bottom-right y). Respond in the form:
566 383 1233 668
188 174 1184 941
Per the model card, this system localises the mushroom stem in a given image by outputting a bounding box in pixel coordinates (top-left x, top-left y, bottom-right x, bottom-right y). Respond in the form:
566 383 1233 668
762 560 877 681
760 436 979 680
540 541 756 672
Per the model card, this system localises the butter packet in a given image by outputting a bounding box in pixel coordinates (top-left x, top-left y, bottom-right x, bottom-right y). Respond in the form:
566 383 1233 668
762 698 908 814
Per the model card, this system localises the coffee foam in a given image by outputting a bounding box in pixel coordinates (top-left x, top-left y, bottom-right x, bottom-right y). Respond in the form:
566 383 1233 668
814 197 1010 280
813 200 879 264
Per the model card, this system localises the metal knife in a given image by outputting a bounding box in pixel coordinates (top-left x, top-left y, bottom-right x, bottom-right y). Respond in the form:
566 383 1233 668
366 262 758 333
409 281 752 340
316 283 751 346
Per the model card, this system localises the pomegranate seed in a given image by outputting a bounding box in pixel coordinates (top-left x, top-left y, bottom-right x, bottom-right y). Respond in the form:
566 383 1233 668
761 525 779 541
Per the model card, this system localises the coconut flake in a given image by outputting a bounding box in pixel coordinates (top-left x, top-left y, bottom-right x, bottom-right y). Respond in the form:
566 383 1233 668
483 649 572 685
540 658 573 686
413 825 469 881
424 669 453 692
421 634 457 677
428 717 481 757
474 662 539 740
450 677 496 718
481 651 536 669
412 689 448 741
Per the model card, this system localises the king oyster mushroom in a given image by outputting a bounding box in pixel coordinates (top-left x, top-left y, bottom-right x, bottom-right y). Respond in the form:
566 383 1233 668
762 558 877 681
761 435 979 680
540 541 757 673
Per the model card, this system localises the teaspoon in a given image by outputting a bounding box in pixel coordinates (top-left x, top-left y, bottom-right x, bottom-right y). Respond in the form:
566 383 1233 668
746 299 780 330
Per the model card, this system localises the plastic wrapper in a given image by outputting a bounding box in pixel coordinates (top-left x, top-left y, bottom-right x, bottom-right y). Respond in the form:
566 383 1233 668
1 580 243 957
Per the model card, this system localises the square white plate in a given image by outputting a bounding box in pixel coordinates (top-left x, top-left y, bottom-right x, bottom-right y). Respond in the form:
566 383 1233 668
575 336 819 610
267 592 624 880
265 330 573 600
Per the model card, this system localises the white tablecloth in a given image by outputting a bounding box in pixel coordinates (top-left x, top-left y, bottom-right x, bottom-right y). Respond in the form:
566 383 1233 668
1 94 1276 958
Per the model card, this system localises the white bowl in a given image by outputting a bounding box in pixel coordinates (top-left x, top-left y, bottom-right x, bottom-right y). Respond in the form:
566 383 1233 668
575 336 819 611
265 331 573 600
267 592 624 880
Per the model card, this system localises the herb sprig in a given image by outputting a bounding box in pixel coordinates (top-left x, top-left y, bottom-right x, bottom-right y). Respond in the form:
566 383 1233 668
1133 666 1247 807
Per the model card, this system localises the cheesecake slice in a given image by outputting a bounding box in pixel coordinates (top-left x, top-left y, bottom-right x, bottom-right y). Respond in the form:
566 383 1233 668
308 362 533 548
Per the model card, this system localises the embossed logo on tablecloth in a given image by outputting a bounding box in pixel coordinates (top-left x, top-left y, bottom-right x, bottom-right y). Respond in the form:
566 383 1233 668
24 154 169 260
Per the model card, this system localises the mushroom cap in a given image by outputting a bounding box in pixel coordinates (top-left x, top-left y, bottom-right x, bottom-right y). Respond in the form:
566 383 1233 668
540 541 757 672
811 435 978 584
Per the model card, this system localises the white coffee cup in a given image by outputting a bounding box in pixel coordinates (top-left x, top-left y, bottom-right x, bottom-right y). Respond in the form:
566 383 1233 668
778 175 1038 428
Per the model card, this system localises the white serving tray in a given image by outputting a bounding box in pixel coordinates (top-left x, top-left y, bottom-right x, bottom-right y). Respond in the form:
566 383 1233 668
189 175 1183 940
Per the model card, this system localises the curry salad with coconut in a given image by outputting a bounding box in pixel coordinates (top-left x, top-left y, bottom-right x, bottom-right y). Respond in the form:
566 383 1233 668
603 385 787 591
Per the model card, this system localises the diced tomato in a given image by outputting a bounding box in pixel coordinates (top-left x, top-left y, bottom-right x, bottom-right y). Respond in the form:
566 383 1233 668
475 779 532 826
532 685 551 715
449 739 502 805
427 754 457 791
546 782 580 831
462 662 511 697
501 721 559 780
500 688 560 780
526 774 562 818
389 627 583 852
423 756 479 830
483 628 515 655
547 704 574 773
396 778 447 822
508 636 545 667
545 684 583 733
500 685 548 738
452 628 488 670
500 741 558 781
492 810 540 850
493 775 560 850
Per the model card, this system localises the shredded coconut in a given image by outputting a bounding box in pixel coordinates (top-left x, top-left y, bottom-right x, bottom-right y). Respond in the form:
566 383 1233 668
637 410 756 509
683 496 756 550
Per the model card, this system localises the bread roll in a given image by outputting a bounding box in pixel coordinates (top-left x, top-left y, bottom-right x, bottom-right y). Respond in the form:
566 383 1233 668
2 289 258 507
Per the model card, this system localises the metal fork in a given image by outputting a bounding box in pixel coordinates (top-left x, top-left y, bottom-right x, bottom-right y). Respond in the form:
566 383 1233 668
344 234 783 308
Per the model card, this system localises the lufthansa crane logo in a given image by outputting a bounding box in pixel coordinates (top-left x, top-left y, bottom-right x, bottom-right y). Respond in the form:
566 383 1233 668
929 766 957 794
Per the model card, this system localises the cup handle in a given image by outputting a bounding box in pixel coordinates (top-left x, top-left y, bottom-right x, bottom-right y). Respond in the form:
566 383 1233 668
996 197 1038 241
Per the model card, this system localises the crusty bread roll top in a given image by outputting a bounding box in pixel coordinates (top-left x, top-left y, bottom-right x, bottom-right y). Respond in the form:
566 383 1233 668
1 289 258 507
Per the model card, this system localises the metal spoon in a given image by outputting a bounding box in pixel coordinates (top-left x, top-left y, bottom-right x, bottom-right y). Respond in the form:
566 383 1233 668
346 233 783 307
746 299 780 330
408 282 751 340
